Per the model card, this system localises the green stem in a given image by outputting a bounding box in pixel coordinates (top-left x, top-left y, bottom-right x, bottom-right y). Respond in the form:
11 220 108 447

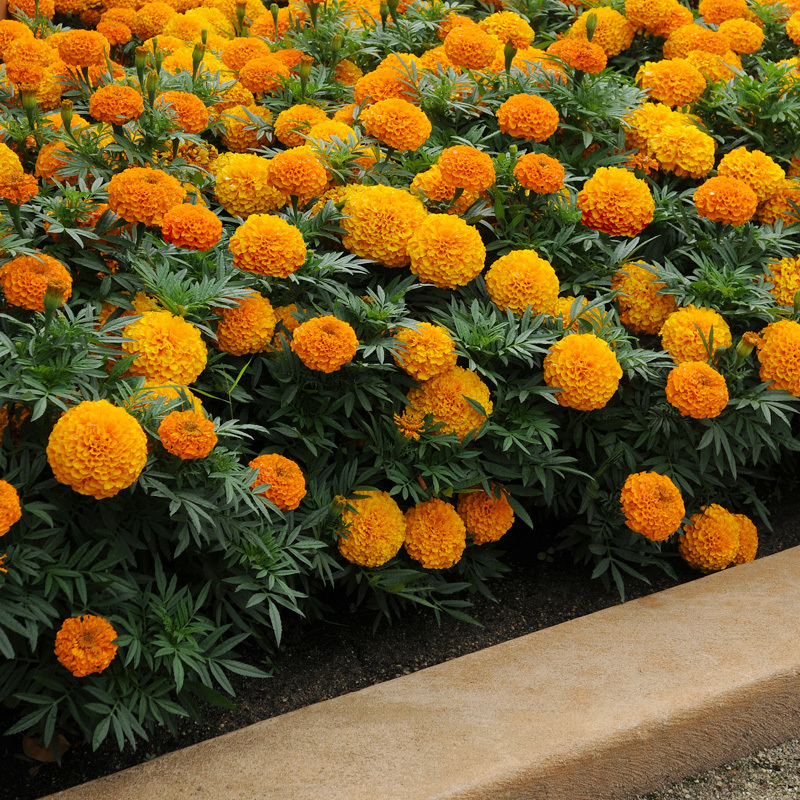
5 200 24 237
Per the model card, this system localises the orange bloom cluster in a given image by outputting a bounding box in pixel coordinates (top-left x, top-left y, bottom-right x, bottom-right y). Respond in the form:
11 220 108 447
685 49 741 83
89 84 143 125
612 261 676 334
443 24 498 69
718 19 764 53
496 93 560 143
156 90 209 134
437 145 495 193
457 486 515 545
678 504 741 572
248 453 307 510
625 0 692 38
220 37 271 72
238 56 291 95
268 148 328 205
717 147 785 203
158 410 218 459
636 59 707 107
54 615 118 677
57 30 109 66
699 0 748 24
337 490 406 567
567 7 635 56
404 497 466 569
353 68 413 106
666 361 729 418
485 248 560 316
660 305 732 363
219 104 273 153
407 214 485 289
161 204 222 251
663 23 732 59
0 253 72 312
360 98 431 152
291 315 358 373
620 471 685 541
577 167 654 237
107 167 187 227
513 153 565 194
0 172 38 205
649 125 715 178
693 176 758 225
411 166 479 213
229 215 307 278
478 11 534 47
0 480 22 536
393 322 457 381
214 154 285 218
758 319 800 396
757 180 800 226
766 257 800 306
216 294 277 356
731 513 758 565
546 38 607 73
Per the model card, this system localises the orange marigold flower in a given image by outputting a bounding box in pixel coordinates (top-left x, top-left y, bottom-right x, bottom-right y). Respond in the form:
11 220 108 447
360 98 432 152
238 55 291 95
660 305 732 364
214 153 286 218
685 48 741 83
478 11 534 48
731 513 758 565
212 81 254 113
496 93 559 143
341 185 428 267
291 315 358 373
220 36 272 72
337 490 406 567
0 20 33 61
717 18 764 53
405 366 492 440
353 68 414 106
274 104 329 148
268 147 327 205
757 179 800 226
577 167 654 237
219 104 273 153
546 38 607 73
620 471 685 541
393 322 457 381
0 253 72 312
55 615 118 677
625 0 692 38
249 6 293 40
410 166 480 213
758 319 800 396
666 361 729 418
274 304 300 336
693 175 757 225
407 214 485 289
107 167 187 227
636 58 707 107
131 2 176 38
485 248 560 316
46 399 148 499
649 124 715 178
718 148 785 203
333 58 363 86
122 311 208 384
156 90 209 134
437 145 496 193
612 261 676 334
0 480 22 536
394 408 425 440
0 141 23 180
443 24 499 69
405 497 466 569
89 84 144 125
622 101 689 152
766 256 800 307
216 293 276 355
513 152 565 194
663 23 732 59
457 486 515 545
679 503 740 572
158 409 217 459
0 172 38 205
567 7 635 57
699 0 748 24
543 333 622 411
161 204 222 251
788 11 800 44
437 12 474 40
57 30 109 67
8 0 55 17
249 452 307 510
96 19 132 45
229 214 307 277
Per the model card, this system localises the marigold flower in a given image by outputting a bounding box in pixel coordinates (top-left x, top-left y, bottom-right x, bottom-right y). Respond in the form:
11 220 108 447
88 84 143 125
410 166 479 213
307 120 357 145
332 58 363 86
249 453 307 510
443 24 498 69
107 167 187 228
693 175 757 225
407 215 485 289
229 214 307 278
212 81 255 113
513 152 565 194
8 0 55 18
788 11 800 44
496 93 559 143
699 0 748 24
156 90 209 134
649 124 715 178
46 399 148 499
214 154 286 218
291 315 358 373
457 486 515 545
404 497 466 569
679 504 740 572
731 513 758 565
546 38 607 73
337 490 406 567
620 471 685 541
660 305 732 364
161 204 222 252
717 147 785 203
220 36 272 72
268 147 327 206
57 30 109 67
0 141 23 180
55 615 118 677
765 256 800 307
132 2 176 38
127 382 203 414
611 261 676 334
219 104 273 153
97 19 132 45
758 319 800 396
478 11 534 48
0 20 33 62
666 361 729 418
636 58 707 107
342 185 428 267
249 6 293 40
622 102 689 152
274 304 300 336
0 253 72 312
717 18 764 53
360 98 432 152
158 410 217 460
0 172 38 206
577 167 654 237
437 145 496 193
757 180 800 226
567 7 635 57
685 48 741 83
663 23 732 59
543 333 622 411
625 0 692 37
273 104 329 148
353 68 413 106
238 55 291 95
216 293 276 355
0 480 22 536
393 322 457 381
122 311 208 384
405 366 492 440
485 249 560 316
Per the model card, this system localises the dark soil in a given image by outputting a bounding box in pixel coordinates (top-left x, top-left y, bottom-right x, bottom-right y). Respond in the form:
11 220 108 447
5 502 800 800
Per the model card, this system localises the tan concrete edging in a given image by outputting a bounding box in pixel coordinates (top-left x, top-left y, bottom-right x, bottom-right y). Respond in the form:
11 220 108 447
44 545 800 800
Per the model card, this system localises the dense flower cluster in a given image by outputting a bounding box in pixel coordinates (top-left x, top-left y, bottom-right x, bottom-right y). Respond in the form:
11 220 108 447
404 498 466 569
0 253 72 312
337 490 406 567
693 176 758 225
360 99 431 152
107 167 187 227
216 294 277 356
666 361 729 418
758 320 800 396
496 94 560 143
513 153 565 194
229 215 307 277
55 615 119 677
612 261 677 334
620 471 685 541
161 204 222 251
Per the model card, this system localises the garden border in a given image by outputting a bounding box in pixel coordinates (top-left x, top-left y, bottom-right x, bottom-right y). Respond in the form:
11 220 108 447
42 544 800 800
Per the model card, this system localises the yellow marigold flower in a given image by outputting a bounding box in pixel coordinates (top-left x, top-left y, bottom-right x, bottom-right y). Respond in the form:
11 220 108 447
274 304 300 336
717 18 764 53
478 11 534 48
122 311 208 384
765 256 800 306
9 0 54 17
625 0 692 37
353 68 413 106
0 141 23 180
307 120 356 144
237 55 290 95
360 98 432 152
757 180 800 226
622 102 689 152
758 319 800 395
291 315 358 373
685 48 741 83
131 1 176 38
407 215 485 289
693 175 757 225
485 249 560 316
404 497 466 569
0 21 33 62
155 90 209 134
268 147 327 206
717 147 785 204
337 490 406 567
731 513 758 565
97 19 132 44
546 38 607 73
229 214 307 278
636 58 707 107
443 24 499 69
405 366 492 440
410 165 479 213
342 185 428 267
249 6 292 40
457 486 515 545
663 23 732 59
649 124 715 178
161 204 222 252
158 409 217 459
126 382 203 414
699 0 748 24
496 93 559 143
543 333 622 411
54 615 118 677
552 295 590 328
437 12 474 40
567 7 635 57
393 322 457 381
514 152 565 194
679 504 740 572
216 293 276 355
788 10 800 44
620 471 685 541
220 36 271 72
219 104 273 153
334 59 363 86
47 399 148 499
56 30 109 66
666 361 729 418
0 253 72 313
214 153 286 218
612 261 676 335
88 84 143 125
577 166 654 237
107 167 187 227
0 480 22 536
249 452 307 510
437 145 496 193
660 305 732 364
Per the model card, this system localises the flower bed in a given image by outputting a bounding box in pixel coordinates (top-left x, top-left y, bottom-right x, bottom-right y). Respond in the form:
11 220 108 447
1 0 800 762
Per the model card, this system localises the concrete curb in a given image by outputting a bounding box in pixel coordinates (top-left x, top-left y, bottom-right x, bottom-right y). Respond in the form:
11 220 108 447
44 545 800 800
